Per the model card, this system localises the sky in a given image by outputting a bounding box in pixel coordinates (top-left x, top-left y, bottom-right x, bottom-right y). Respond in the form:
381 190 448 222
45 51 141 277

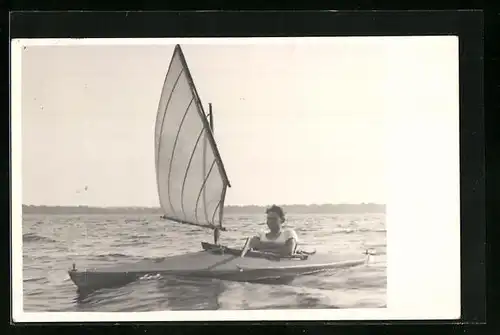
18 37 457 207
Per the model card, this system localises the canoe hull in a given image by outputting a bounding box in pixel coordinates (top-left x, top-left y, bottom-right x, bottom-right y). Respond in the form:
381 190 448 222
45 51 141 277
68 242 368 292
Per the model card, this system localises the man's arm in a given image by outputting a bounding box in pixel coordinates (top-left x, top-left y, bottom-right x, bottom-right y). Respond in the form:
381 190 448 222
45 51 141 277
279 238 297 256
278 229 299 256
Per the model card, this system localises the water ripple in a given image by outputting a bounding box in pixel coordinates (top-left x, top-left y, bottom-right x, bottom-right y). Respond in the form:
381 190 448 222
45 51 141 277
22 212 387 312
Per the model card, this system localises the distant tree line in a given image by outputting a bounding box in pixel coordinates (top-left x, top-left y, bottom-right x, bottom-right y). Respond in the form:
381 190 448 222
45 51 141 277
224 203 385 214
22 205 164 215
22 203 385 215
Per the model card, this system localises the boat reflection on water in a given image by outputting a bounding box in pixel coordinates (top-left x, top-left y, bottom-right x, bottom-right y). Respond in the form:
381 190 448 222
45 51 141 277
70 272 305 311
72 275 227 311
155 276 225 310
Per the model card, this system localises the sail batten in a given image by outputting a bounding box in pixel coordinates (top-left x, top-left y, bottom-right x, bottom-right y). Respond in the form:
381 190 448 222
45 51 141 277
155 44 230 231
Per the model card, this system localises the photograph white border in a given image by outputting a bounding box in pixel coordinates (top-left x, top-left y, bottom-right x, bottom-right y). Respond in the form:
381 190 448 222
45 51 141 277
11 36 461 322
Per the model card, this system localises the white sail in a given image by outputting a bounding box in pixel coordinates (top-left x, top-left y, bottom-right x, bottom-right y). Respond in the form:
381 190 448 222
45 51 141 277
155 45 230 230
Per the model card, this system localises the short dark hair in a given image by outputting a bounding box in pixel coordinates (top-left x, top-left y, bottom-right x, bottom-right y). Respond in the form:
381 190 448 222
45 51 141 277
266 205 285 222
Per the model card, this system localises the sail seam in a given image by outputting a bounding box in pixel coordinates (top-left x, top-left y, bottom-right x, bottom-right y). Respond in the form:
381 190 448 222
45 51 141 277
180 126 205 222
154 50 180 170
166 97 194 216
194 159 216 226
156 69 184 170
156 67 184 212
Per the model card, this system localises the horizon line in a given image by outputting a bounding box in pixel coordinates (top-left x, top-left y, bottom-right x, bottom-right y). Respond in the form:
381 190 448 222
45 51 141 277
22 203 386 208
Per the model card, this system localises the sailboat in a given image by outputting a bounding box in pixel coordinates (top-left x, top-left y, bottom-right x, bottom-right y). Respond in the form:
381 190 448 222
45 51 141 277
68 45 373 293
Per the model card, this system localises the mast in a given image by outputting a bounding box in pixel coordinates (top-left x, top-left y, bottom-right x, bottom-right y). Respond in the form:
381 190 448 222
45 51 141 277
206 103 221 244
208 103 214 131
209 102 224 244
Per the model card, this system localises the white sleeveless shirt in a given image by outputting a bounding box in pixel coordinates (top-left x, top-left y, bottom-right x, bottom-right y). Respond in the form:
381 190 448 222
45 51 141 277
257 228 299 245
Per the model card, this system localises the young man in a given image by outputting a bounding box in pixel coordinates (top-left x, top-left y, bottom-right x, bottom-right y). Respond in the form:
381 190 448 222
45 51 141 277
247 205 299 256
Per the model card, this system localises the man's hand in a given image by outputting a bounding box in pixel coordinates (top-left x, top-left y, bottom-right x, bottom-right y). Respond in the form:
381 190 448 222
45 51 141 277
248 236 261 250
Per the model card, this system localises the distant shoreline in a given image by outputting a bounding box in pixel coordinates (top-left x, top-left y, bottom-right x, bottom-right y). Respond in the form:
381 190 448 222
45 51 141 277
22 204 385 215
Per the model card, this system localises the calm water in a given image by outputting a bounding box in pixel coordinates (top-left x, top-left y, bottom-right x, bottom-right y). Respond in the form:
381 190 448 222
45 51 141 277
22 213 386 312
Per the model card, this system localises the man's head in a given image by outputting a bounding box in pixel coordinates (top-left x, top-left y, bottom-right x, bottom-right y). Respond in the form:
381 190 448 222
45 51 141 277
266 205 285 233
